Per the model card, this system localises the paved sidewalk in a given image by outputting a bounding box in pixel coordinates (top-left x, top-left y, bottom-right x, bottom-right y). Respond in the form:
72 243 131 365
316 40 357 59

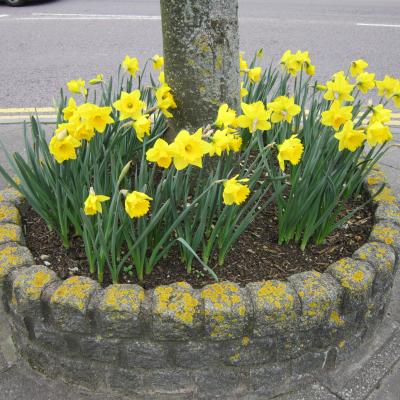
0 123 399 399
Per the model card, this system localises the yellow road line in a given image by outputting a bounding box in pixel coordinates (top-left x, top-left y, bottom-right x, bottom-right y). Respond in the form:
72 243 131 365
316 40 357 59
0 108 56 113
0 115 57 121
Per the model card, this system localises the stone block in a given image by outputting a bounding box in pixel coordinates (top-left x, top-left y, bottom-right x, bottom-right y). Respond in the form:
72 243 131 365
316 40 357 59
201 281 251 340
174 340 226 368
224 335 276 366
49 276 99 332
249 363 289 397
78 336 121 363
246 280 300 336
0 223 22 246
90 284 144 337
152 282 203 339
353 242 396 295
370 220 400 256
0 187 24 206
32 322 67 353
372 186 398 206
375 203 400 226
288 271 341 329
327 258 375 313
0 202 20 224
195 367 248 398
122 339 171 369
0 244 32 284
141 368 194 395
276 331 314 361
9 265 57 317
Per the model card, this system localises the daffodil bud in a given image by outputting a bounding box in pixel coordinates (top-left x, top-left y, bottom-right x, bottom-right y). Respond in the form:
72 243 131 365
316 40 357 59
117 161 132 185
316 84 327 91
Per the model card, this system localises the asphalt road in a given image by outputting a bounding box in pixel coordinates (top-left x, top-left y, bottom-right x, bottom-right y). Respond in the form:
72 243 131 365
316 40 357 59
1 0 400 107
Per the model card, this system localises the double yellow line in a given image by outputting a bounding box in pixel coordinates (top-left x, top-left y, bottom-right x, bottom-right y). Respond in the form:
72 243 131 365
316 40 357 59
0 107 57 123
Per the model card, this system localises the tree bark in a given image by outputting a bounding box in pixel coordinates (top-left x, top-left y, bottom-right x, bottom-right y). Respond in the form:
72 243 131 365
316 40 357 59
160 0 240 134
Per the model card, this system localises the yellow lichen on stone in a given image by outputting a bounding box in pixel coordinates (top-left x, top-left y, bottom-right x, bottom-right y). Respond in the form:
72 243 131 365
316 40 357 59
375 187 396 204
229 353 241 362
338 340 346 348
0 224 19 243
242 336 250 347
0 246 30 279
102 285 143 314
329 310 344 327
330 258 373 293
257 281 294 311
12 268 54 304
0 204 20 224
202 283 246 338
372 225 398 246
352 271 365 282
154 284 199 326
51 276 95 311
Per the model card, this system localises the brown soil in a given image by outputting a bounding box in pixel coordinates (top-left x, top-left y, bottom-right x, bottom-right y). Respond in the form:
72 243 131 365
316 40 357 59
21 196 375 289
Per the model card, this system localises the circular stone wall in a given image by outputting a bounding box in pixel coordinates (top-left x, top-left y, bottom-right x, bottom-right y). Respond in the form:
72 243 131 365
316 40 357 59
0 167 399 399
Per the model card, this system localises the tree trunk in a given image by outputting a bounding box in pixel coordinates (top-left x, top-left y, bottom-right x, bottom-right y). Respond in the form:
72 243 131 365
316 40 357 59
160 0 240 134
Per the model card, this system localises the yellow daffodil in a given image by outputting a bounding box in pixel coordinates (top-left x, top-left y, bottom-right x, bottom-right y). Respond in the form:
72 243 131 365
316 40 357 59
125 191 152 218
366 122 392 147
356 72 375 94
223 175 250 206
277 135 304 171
49 133 81 163
122 55 140 77
63 98 77 121
268 96 301 124
89 74 104 85
334 121 366 152
237 101 271 133
209 129 233 156
67 79 87 96
280 50 315 76
321 102 353 130
370 104 392 124
133 115 151 142
152 54 164 70
376 76 400 98
239 52 248 76
146 138 172 168
215 104 237 128
228 133 242 152
113 90 146 121
155 84 177 118
248 67 262 84
84 188 110 216
158 71 165 85
67 114 96 141
324 71 355 103
77 103 114 133
168 128 210 170
350 59 368 77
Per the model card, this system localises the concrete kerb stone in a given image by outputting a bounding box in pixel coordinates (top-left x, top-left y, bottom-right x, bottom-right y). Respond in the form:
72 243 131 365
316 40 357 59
0 167 398 398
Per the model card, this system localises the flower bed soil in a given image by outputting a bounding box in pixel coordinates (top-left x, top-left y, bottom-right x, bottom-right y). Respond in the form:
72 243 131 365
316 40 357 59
21 193 375 289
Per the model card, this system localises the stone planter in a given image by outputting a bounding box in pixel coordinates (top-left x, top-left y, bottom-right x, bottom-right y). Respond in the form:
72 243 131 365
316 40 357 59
0 167 399 399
